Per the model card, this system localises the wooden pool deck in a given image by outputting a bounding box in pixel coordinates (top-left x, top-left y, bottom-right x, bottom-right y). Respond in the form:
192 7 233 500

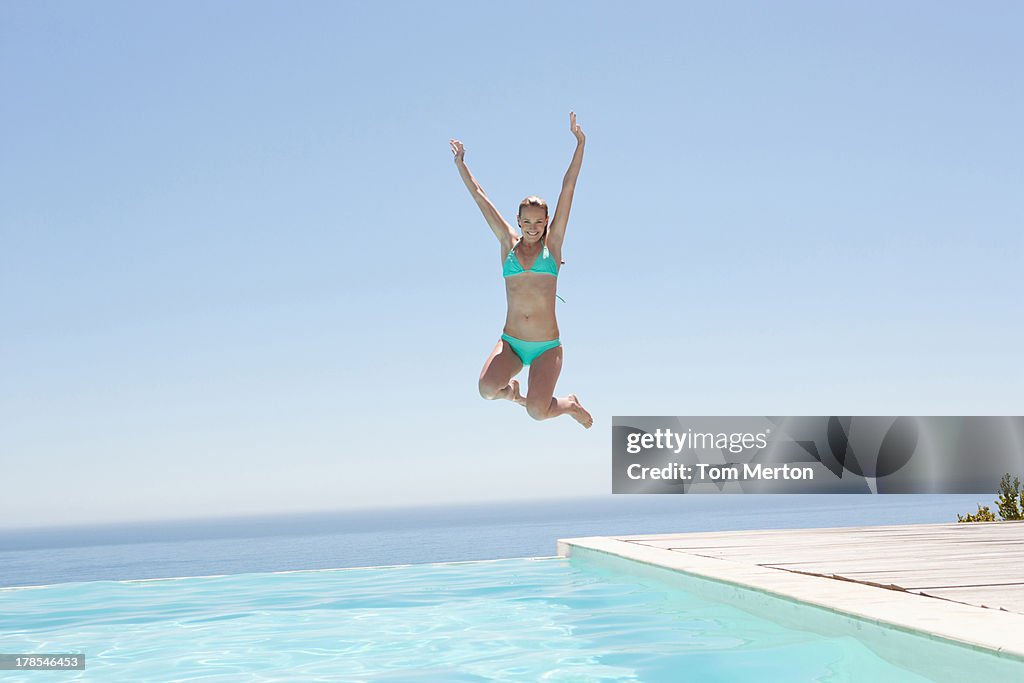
559 520 1024 660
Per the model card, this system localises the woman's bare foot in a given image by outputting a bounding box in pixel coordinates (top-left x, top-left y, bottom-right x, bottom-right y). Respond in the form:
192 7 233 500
566 394 593 428
509 379 526 406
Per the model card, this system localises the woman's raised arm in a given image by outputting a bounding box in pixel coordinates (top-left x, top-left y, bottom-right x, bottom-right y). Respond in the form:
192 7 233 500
451 139 516 248
546 112 585 253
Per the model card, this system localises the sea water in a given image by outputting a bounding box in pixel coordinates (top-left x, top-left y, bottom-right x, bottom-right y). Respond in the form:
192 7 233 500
0 495 989 588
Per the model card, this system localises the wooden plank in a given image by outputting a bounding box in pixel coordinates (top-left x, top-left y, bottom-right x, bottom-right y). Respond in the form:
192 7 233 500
627 521 1024 613
664 548 1024 570
920 586 1024 612
781 569 1024 588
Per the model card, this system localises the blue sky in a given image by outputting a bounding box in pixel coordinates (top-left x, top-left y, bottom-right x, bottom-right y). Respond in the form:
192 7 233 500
2 1 1021 528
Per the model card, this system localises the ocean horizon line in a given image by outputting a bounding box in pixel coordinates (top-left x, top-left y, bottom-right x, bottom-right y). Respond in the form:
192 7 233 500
0 494 986 553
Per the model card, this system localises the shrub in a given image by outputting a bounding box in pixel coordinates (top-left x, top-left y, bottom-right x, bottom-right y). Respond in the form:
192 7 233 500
957 473 1024 523
996 474 1022 521
957 505 997 523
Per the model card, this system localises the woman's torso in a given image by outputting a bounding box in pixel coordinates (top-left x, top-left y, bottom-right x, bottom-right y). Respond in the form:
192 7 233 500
502 239 560 341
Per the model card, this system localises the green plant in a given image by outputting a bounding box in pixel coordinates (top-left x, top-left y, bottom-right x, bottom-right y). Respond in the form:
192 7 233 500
995 474 1022 521
957 472 1024 523
957 505 997 523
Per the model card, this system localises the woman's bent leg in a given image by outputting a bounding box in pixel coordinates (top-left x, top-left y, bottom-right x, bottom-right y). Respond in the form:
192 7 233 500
526 346 593 428
479 338 525 405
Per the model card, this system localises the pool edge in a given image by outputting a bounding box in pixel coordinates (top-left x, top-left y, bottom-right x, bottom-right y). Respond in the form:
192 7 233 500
557 534 1024 661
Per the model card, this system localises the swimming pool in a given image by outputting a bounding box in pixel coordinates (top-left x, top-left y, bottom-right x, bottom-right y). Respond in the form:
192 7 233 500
1 556 1019 681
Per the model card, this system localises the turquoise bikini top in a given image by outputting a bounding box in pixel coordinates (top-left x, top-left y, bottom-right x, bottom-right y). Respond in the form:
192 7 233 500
502 240 559 278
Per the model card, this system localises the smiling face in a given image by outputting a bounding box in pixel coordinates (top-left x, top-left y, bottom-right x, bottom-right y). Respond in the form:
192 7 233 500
517 203 549 244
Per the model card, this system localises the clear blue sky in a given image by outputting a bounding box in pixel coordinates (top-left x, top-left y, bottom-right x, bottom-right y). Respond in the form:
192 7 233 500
2 1 1021 528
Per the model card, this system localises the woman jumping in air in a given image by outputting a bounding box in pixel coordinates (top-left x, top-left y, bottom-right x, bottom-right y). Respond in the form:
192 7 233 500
451 112 593 429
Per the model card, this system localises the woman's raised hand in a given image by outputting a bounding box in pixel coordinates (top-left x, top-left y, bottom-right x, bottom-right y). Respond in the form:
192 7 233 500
569 112 585 144
449 138 466 163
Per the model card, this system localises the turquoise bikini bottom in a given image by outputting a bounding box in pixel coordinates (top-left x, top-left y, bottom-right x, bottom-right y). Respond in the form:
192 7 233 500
501 334 561 366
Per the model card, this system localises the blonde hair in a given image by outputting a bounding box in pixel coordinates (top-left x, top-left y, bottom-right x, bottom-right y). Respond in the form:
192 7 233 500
518 195 548 218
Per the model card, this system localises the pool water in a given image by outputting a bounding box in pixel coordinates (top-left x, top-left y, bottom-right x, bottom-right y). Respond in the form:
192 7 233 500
0 556 1015 681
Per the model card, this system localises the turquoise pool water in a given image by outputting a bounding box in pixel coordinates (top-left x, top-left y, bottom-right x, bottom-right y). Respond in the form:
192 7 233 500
0 556 1016 681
